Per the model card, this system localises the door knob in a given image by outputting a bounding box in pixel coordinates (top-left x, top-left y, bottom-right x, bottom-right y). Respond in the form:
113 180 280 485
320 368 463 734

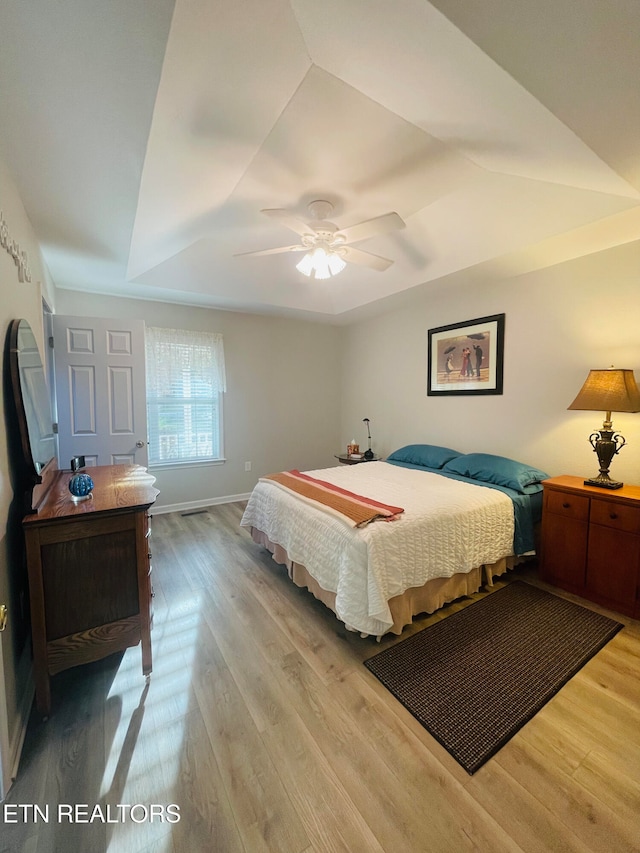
0 604 7 632
136 440 146 448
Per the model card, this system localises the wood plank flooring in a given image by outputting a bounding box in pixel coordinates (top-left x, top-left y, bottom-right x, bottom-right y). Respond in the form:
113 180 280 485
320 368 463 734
2 502 640 852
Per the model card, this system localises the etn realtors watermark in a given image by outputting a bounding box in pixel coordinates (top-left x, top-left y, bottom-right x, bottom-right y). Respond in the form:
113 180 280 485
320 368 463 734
3 803 181 824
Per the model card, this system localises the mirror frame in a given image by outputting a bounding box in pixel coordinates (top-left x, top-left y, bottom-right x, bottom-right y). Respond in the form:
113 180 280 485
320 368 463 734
8 319 59 513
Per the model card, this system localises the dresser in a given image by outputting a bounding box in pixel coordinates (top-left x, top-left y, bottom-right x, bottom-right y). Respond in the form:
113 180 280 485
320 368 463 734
540 475 640 618
23 464 159 716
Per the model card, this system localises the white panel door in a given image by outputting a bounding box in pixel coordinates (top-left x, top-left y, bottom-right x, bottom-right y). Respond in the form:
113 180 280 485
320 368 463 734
52 315 148 468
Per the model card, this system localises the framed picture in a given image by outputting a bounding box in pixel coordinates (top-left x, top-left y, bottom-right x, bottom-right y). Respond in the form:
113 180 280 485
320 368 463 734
427 313 505 396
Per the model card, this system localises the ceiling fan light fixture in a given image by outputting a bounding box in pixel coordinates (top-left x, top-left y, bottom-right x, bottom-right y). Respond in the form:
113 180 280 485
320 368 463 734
296 247 346 279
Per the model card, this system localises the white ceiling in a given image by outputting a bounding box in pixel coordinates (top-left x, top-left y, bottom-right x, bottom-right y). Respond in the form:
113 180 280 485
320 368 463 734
1 0 639 323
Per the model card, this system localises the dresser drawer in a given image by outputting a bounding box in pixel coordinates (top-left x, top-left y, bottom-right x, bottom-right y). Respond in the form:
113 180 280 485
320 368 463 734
590 498 640 534
545 489 590 521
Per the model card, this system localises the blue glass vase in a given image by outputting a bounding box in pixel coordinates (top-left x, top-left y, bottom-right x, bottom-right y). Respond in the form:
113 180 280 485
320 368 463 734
69 472 94 501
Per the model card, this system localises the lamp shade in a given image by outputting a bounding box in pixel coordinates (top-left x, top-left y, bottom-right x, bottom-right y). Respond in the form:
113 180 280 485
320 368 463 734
567 368 640 413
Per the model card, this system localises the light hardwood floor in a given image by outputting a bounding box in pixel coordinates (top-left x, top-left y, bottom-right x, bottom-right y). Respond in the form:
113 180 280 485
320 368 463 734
2 502 640 852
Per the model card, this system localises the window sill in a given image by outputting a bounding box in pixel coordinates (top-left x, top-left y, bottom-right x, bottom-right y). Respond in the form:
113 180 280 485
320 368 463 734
149 458 226 472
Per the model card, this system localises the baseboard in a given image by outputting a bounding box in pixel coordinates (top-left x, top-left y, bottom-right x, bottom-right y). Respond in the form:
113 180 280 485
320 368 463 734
152 493 252 516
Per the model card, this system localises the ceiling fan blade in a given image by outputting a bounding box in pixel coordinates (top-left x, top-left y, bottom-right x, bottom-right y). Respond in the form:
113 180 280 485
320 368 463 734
338 211 405 245
234 244 305 258
261 209 313 237
342 246 394 272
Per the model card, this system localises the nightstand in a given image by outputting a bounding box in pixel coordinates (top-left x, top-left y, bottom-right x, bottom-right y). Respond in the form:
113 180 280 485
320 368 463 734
335 454 380 465
540 475 640 618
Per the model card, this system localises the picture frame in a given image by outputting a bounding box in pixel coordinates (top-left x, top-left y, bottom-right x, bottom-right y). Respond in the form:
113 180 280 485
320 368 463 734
427 313 505 396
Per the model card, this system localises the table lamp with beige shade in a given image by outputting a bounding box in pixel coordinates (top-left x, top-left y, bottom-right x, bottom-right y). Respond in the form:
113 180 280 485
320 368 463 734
568 367 640 489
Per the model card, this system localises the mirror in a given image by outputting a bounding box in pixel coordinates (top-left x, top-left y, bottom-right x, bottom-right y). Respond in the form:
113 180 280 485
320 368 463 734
8 319 58 511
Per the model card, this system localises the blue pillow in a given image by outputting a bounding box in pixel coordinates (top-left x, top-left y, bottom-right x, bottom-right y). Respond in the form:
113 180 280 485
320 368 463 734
387 444 462 470
442 453 549 494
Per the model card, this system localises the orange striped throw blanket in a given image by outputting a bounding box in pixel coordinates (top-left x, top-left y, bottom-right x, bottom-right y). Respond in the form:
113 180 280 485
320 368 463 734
261 470 404 527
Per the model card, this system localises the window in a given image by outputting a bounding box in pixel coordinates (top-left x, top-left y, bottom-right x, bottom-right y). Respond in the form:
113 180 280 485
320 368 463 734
145 327 226 466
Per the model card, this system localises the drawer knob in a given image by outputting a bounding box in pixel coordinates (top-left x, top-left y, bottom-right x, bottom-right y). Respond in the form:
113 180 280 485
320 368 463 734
562 502 570 508
609 512 618 520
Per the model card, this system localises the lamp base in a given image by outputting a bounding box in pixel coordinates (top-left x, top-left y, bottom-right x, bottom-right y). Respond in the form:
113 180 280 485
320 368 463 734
584 475 623 490
585 428 627 490
363 449 374 460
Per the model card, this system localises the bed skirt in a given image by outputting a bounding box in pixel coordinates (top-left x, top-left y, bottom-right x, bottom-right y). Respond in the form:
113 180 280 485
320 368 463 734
249 527 520 636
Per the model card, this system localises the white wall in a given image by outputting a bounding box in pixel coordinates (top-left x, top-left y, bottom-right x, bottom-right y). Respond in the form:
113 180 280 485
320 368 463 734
341 240 640 485
54 290 343 509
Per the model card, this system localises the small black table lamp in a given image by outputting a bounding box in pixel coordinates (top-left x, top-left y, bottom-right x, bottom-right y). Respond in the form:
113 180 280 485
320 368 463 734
567 367 640 489
363 418 374 459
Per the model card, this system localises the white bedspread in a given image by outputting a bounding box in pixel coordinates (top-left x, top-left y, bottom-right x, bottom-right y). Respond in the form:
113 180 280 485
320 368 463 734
240 461 514 636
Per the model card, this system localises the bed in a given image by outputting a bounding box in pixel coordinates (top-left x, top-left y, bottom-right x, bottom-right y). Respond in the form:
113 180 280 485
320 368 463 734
240 445 548 638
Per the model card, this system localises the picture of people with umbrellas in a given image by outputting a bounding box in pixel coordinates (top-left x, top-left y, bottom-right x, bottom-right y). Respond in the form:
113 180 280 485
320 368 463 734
438 332 487 384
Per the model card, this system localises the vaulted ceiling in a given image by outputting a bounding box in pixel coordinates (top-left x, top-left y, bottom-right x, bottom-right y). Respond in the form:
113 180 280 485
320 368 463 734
1 0 638 322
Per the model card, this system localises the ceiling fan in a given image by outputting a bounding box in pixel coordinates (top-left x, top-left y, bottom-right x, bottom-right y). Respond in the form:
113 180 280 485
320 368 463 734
235 200 405 279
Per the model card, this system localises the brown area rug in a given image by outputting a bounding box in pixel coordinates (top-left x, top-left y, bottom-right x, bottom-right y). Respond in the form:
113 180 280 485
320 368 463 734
364 581 622 774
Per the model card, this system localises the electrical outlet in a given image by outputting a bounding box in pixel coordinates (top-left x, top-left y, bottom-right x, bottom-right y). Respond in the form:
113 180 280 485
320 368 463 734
245 461 252 472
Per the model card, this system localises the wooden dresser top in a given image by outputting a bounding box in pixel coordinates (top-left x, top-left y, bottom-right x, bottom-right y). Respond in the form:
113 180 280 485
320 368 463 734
542 474 640 504
24 464 159 525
